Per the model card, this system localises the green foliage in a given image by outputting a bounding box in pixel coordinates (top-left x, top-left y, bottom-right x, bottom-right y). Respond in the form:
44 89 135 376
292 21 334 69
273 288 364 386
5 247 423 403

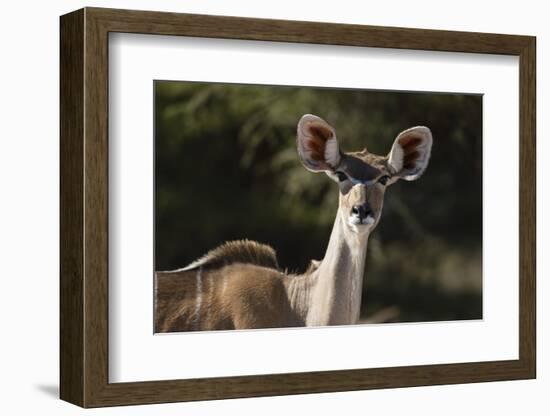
155 81 482 322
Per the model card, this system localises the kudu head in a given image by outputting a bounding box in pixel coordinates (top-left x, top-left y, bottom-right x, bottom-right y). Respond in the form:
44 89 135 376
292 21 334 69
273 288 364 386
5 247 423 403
296 114 432 233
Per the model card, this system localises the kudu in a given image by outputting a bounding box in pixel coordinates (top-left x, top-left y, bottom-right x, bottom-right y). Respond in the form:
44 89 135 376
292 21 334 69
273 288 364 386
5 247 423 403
155 114 432 332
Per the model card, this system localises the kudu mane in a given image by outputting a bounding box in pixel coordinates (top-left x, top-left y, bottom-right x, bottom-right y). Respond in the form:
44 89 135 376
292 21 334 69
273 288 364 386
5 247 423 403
181 240 280 271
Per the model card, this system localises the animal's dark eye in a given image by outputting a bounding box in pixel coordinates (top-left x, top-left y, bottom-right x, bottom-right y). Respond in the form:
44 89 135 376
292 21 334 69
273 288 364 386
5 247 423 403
378 175 390 186
335 171 348 182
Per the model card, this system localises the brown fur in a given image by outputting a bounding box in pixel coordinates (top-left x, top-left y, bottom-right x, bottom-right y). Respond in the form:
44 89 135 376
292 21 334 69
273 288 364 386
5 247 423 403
307 124 333 161
155 264 302 332
399 134 423 170
403 152 420 170
398 135 422 148
307 137 326 161
154 240 302 332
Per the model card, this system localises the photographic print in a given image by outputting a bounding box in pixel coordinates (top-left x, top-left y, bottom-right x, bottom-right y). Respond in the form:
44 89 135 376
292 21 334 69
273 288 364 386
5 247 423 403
154 81 482 333
60 9 535 406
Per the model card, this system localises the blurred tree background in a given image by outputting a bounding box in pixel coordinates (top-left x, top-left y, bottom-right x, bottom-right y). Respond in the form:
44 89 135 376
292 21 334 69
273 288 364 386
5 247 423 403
155 80 482 323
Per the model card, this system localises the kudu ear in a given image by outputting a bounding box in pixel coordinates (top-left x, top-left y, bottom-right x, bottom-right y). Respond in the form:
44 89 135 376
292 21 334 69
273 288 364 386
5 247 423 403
387 126 432 181
296 114 341 172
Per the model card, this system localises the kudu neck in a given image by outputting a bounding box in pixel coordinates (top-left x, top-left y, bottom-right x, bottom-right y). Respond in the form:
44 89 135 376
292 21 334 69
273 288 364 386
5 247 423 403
302 207 371 326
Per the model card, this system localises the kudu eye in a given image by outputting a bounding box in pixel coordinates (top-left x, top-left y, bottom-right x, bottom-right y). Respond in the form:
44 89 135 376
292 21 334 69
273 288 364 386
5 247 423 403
335 171 348 182
378 175 391 186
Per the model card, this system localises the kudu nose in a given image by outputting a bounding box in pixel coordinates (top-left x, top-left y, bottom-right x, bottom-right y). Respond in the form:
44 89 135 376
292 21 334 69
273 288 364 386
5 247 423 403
351 204 372 220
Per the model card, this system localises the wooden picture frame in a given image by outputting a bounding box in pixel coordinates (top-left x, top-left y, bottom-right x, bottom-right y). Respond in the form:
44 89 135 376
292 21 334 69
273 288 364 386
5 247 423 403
60 7 536 408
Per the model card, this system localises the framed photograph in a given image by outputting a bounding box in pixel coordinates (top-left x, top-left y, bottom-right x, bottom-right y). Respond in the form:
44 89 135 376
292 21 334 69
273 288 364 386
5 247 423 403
60 7 536 407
